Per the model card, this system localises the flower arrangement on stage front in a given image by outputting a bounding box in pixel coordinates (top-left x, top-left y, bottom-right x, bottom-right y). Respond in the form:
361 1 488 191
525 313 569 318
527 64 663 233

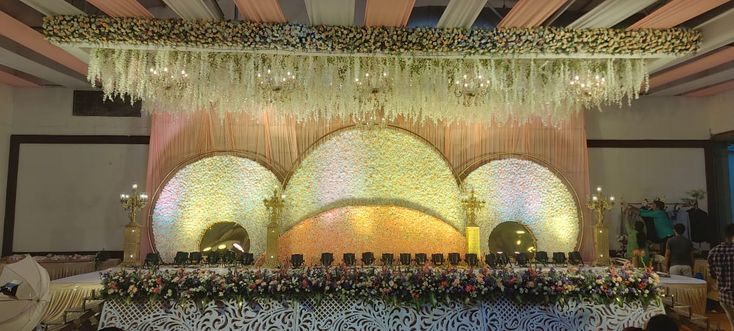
101 265 661 308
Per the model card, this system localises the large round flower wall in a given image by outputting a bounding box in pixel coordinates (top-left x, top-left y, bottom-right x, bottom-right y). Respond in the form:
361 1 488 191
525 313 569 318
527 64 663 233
152 155 280 261
463 158 580 255
283 127 464 231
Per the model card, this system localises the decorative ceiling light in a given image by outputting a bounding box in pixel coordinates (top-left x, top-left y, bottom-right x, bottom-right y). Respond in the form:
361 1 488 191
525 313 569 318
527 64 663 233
257 69 296 92
354 72 391 94
451 74 492 106
569 73 606 104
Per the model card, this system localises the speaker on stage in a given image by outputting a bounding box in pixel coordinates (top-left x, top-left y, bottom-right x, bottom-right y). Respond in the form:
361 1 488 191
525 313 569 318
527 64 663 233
484 253 497 268
415 253 427 266
208 251 221 264
431 253 444 266
290 254 304 268
381 253 394 266
144 253 161 267
465 253 478 267
535 251 548 266
399 253 411 266
362 252 375 266
343 253 356 266
552 252 567 265
448 253 461 266
321 253 334 267
222 250 236 264
239 252 254 266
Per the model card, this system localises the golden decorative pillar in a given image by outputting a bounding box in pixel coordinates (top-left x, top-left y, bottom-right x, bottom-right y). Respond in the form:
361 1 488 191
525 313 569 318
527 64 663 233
461 189 485 257
587 186 615 266
120 184 148 266
263 189 285 268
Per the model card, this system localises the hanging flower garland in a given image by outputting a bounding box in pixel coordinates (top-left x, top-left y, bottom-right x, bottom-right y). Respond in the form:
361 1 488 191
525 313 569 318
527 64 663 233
44 16 699 123
44 16 699 56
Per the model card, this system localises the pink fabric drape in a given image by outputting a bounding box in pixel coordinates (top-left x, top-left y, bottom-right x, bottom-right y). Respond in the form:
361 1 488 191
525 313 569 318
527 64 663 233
497 0 567 28
234 0 286 22
143 112 592 260
86 0 153 17
627 0 728 29
650 46 734 89
364 0 415 27
684 79 734 97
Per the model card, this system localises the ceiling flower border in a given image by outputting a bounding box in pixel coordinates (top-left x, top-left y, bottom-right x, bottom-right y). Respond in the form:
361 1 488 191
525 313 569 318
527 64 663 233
44 16 699 57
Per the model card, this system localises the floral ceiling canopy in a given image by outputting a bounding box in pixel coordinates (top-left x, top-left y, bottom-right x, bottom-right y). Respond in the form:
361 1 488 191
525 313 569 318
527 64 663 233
45 16 701 123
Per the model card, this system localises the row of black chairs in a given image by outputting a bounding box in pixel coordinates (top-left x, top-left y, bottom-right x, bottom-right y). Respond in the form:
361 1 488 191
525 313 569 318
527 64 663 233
144 251 583 268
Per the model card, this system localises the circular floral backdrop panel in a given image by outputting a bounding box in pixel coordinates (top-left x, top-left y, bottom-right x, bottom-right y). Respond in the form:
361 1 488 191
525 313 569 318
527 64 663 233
152 155 280 262
283 127 464 232
463 158 580 255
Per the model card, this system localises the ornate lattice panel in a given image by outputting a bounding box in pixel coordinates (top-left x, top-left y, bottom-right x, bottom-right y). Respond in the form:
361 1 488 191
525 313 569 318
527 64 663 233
100 297 663 331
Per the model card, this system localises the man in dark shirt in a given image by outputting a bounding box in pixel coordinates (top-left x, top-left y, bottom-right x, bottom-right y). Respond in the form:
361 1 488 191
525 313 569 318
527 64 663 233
709 224 734 330
665 224 694 276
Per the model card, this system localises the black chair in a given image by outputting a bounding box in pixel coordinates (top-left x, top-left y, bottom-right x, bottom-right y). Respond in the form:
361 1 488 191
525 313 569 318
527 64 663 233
144 253 161 267
465 253 478 267
535 251 548 266
222 250 236 264
497 252 510 266
240 252 254 266
381 253 394 266
515 252 528 267
448 253 461 266
569 251 583 266
431 253 444 266
362 252 375 266
174 251 189 265
290 254 304 268
321 253 334 267
208 251 221 264
399 253 412 266
552 252 567 265
415 253 427 266
343 253 356 266
485 253 497 268
189 252 202 264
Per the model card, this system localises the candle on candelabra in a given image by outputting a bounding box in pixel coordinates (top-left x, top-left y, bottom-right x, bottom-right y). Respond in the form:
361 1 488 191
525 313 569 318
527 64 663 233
120 183 148 266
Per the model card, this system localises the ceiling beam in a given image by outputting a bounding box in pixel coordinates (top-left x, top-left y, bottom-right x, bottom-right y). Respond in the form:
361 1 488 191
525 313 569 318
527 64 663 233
0 70 39 87
650 66 734 96
684 79 734 97
628 0 728 29
0 10 87 76
648 8 734 74
0 47 88 88
86 0 153 17
162 0 222 20
567 0 657 28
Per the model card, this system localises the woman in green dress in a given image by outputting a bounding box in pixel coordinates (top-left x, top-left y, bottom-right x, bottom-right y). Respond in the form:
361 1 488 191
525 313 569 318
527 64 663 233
624 206 649 267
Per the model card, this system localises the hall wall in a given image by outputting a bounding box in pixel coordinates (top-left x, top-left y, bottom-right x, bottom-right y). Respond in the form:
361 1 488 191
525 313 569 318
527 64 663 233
3 87 150 254
0 85 13 253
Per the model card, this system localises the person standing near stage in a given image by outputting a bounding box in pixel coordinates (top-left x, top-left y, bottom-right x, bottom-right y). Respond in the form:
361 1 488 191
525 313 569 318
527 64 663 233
708 224 734 330
665 224 694 276
639 200 674 254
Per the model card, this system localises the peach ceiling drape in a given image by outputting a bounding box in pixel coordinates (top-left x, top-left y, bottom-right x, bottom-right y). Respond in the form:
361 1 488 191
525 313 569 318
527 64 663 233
143 111 592 260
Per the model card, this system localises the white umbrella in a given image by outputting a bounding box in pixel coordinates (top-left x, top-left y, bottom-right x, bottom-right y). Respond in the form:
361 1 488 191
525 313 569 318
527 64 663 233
0 256 50 331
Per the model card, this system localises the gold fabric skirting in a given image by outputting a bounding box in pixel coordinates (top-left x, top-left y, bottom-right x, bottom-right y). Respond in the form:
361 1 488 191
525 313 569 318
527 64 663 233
661 282 707 315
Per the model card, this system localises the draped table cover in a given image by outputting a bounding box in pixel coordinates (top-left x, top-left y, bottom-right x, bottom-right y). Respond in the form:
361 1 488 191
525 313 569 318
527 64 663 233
694 259 719 301
659 274 707 315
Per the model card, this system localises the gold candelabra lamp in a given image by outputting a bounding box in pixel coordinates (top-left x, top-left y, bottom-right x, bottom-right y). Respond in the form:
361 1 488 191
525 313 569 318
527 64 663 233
588 186 614 266
263 189 285 268
461 188 485 256
120 184 148 266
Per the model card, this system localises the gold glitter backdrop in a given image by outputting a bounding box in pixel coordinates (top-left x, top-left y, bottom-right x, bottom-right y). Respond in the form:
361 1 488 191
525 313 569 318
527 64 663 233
278 206 467 265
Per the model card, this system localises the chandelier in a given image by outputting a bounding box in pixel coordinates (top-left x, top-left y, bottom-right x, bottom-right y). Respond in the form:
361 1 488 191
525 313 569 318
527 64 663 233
257 69 297 92
569 73 606 103
354 72 391 94
450 74 491 106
